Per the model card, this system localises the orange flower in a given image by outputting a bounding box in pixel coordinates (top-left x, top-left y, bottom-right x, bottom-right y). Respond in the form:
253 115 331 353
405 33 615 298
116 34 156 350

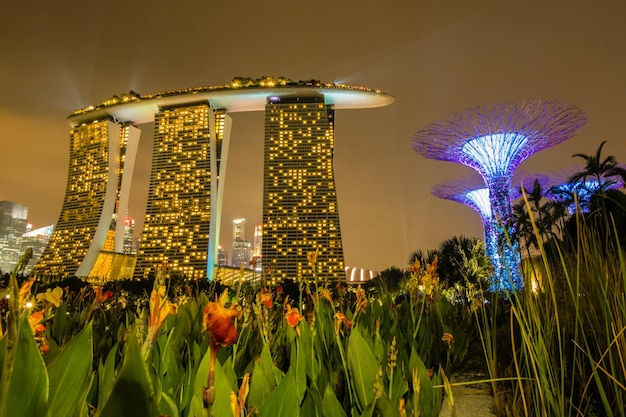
334 312 353 333
258 288 273 309
355 284 369 313
320 288 333 304
203 290 241 347
409 259 421 275
442 332 455 348
28 311 45 334
148 285 178 341
18 277 35 306
285 305 304 328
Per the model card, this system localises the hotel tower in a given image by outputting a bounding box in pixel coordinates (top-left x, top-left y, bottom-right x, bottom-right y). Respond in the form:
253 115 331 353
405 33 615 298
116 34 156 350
262 94 343 282
33 78 393 281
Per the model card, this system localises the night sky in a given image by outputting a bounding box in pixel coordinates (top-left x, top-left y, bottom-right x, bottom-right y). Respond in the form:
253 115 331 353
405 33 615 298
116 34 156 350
1 1 625 272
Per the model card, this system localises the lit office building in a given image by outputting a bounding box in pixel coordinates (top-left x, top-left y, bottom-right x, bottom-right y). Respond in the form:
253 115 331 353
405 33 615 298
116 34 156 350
262 94 344 282
33 121 140 278
0 201 28 273
231 218 251 268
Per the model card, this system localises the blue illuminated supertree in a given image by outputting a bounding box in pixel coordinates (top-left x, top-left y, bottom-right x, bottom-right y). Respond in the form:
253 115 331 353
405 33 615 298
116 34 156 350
432 174 523 291
413 101 587 290
545 166 626 215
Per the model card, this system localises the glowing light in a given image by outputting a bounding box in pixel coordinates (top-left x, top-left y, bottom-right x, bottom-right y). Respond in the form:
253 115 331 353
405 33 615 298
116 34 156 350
25 302 33 308
465 188 491 217
415 101 588 291
461 133 528 177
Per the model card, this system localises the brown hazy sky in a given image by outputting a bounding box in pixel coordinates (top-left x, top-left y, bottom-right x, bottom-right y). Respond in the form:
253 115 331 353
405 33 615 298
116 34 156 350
1 0 625 272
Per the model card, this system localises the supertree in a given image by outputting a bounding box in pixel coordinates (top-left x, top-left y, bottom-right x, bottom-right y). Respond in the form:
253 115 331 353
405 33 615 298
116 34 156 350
413 100 587 290
432 174 525 291
544 166 626 215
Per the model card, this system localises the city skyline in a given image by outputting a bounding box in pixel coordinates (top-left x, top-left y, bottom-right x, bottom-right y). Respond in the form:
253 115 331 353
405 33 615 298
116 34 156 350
2 1 626 272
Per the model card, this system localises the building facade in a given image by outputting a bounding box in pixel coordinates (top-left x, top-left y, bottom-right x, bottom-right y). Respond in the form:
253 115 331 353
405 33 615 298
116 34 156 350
33 78 392 281
0 201 28 273
33 121 140 278
261 94 344 282
134 104 231 280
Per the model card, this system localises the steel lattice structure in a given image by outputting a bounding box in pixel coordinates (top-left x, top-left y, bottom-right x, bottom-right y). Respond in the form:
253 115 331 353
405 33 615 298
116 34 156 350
432 174 527 291
414 101 587 290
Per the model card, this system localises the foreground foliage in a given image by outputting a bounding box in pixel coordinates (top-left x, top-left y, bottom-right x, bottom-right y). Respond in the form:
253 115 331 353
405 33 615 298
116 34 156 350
0 258 472 417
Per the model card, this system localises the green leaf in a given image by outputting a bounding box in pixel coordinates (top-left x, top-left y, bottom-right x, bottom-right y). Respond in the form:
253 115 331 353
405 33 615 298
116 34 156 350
348 326 379 410
97 343 118 410
99 330 160 417
374 393 399 417
47 322 93 417
51 305 69 344
189 347 234 417
259 364 300 417
72 372 95 417
5 317 49 417
322 383 348 417
248 344 283 411
291 337 307 404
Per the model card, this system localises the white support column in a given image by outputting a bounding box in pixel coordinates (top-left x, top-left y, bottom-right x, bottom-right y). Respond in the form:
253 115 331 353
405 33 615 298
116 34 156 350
206 109 232 280
114 125 141 252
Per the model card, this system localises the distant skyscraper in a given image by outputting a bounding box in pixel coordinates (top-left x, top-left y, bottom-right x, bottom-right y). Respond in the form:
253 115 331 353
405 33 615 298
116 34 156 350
233 218 245 240
231 218 251 268
33 121 140 277
20 225 54 274
0 201 28 273
262 94 344 282
217 246 229 267
123 216 135 253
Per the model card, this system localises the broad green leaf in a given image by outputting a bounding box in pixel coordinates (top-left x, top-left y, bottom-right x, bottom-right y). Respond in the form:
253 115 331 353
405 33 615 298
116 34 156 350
159 392 179 417
322 384 347 417
300 381 323 417
97 343 118 410
47 322 93 417
258 364 300 417
99 331 160 417
291 337 307 404
5 317 49 417
189 348 234 417
347 326 379 410
374 393 399 417
248 344 283 411
72 372 95 417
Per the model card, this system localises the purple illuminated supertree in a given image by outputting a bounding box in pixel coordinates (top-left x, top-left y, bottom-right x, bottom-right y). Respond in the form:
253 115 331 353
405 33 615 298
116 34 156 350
432 174 522 291
544 166 626 215
413 101 587 290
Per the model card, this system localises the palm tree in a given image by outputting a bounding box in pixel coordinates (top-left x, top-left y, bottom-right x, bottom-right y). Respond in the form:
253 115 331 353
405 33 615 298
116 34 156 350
569 140 626 238
437 236 492 287
570 140 626 202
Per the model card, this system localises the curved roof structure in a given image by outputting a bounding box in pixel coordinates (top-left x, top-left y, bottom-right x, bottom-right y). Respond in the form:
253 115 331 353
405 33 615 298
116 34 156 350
67 78 394 126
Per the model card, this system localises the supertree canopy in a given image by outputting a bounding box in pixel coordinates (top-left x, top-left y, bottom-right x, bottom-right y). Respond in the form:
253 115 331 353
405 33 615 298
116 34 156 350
432 174 523 291
414 100 587 290
544 166 626 214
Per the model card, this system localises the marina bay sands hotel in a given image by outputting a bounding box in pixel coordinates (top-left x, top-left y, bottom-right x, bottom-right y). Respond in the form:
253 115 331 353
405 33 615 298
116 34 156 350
33 77 393 281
